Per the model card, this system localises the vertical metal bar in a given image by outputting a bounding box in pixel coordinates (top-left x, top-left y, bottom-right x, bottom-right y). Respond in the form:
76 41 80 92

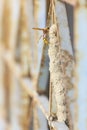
3 0 21 129
74 1 87 130
17 1 33 129
0 0 7 130
27 0 37 77
20 0 31 77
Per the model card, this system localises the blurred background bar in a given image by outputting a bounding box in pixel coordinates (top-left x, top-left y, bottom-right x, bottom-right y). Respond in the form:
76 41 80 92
74 0 87 130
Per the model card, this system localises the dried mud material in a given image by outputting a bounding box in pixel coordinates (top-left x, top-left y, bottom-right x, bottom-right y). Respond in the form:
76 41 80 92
48 1 74 129
49 24 74 128
49 25 72 122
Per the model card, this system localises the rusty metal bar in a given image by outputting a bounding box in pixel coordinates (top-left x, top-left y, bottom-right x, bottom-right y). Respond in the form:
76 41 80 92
16 1 32 129
3 0 21 130
27 0 37 77
74 1 87 130
0 0 7 130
